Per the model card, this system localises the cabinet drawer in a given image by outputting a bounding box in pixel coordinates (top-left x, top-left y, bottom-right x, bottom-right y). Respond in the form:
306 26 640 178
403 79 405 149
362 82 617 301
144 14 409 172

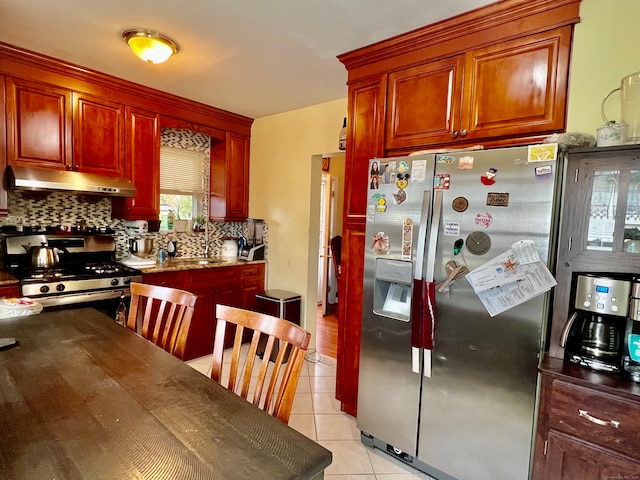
187 267 238 287
549 380 640 459
240 264 262 280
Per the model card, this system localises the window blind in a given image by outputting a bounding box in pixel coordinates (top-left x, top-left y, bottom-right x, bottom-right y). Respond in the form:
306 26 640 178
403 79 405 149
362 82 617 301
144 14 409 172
159 146 204 195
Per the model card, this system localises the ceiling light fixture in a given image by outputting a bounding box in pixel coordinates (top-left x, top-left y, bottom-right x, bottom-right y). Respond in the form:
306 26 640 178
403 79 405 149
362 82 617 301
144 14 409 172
122 29 179 64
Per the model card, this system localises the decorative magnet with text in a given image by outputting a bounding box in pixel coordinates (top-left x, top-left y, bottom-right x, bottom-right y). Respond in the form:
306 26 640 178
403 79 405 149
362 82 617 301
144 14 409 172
480 168 498 185
486 192 509 207
402 218 414 260
475 212 493 228
371 232 390 255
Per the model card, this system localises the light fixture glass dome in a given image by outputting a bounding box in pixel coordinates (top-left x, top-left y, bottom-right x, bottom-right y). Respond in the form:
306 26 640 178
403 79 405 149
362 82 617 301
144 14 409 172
122 29 178 64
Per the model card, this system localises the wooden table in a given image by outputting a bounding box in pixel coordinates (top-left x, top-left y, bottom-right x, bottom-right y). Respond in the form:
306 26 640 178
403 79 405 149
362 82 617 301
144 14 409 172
0 308 331 479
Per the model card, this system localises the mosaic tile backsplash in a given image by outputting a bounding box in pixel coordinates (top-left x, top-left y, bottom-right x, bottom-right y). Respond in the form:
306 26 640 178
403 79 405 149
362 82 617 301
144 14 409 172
0 128 267 262
1 191 266 261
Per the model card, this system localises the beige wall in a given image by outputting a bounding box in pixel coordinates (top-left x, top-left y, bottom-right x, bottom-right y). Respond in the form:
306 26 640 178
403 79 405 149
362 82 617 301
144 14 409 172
249 99 347 345
567 0 640 134
249 0 637 345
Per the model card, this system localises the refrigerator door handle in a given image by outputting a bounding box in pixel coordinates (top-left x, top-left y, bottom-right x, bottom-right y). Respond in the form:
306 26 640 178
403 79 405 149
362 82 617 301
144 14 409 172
411 279 436 350
425 190 443 283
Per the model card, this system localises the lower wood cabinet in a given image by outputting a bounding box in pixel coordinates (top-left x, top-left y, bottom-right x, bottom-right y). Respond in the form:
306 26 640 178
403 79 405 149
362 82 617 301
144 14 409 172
142 263 265 361
0 285 21 298
533 357 640 480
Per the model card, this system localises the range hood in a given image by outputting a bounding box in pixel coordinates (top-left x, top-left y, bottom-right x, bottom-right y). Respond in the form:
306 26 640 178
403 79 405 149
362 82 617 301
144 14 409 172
8 166 137 197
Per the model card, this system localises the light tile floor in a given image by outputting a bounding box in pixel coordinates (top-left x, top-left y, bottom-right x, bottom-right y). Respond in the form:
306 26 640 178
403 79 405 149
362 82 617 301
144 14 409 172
187 351 434 480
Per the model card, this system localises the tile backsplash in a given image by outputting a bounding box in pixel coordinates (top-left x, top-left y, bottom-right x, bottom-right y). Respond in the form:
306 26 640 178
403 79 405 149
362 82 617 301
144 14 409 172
1 190 266 261
1 127 267 262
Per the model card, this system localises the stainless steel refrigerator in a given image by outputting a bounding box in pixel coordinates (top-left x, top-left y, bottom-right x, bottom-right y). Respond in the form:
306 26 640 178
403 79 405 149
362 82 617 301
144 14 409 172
358 144 562 480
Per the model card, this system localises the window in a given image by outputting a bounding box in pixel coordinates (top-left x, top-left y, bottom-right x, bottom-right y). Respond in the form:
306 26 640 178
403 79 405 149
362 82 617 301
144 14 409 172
159 146 205 229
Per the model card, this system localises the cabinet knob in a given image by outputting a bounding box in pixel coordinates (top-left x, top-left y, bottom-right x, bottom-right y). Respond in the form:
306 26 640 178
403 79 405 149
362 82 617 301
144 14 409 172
452 130 459 138
460 129 468 137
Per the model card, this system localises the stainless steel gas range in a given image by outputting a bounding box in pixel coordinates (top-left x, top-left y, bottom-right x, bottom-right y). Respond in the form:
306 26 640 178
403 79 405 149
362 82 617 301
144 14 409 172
5 234 142 309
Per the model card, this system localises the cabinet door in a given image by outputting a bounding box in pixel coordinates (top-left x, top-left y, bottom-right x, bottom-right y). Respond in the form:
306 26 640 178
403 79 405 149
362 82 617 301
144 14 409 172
210 132 249 221
385 56 464 150
240 264 265 311
6 77 72 170
345 77 386 222
112 107 160 219
336 225 365 416
542 430 640 480
73 93 125 176
0 76 7 215
461 27 571 141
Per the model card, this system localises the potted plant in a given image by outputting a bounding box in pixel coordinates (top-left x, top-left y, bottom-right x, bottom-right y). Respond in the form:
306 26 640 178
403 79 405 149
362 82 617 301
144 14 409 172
193 216 206 232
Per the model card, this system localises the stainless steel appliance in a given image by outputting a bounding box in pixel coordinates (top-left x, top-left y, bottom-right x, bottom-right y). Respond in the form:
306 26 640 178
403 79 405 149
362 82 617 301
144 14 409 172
239 218 265 261
623 277 640 381
5 234 142 310
560 274 630 373
358 145 563 480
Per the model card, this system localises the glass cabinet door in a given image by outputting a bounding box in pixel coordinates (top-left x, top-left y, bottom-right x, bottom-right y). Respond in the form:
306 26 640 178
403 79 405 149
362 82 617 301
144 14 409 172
587 169 619 251
586 167 640 253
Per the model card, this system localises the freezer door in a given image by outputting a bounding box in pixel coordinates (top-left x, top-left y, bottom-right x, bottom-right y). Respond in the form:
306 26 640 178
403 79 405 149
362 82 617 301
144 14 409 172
416 146 559 480
357 156 435 456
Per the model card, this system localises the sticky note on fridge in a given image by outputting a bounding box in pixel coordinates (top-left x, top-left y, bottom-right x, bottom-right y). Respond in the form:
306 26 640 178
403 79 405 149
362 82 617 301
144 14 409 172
511 240 540 265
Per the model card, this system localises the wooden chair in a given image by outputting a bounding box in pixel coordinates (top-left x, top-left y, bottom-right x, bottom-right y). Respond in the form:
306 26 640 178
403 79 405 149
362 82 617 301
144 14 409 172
211 304 311 424
126 282 197 359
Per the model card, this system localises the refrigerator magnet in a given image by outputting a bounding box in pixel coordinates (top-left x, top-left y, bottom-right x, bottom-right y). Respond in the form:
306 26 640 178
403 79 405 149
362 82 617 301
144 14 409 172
474 212 493 228
534 165 553 180
436 155 455 164
452 197 468 212
434 173 450 190
371 232 389 255
486 192 509 207
466 231 492 255
402 218 413 260
458 156 474 170
480 168 497 185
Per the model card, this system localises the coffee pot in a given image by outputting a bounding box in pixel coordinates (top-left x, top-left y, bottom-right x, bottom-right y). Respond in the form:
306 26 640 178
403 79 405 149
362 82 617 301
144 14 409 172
560 274 631 373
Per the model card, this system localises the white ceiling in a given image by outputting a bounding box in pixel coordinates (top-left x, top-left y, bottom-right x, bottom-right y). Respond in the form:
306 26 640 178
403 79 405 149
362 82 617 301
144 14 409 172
0 0 496 119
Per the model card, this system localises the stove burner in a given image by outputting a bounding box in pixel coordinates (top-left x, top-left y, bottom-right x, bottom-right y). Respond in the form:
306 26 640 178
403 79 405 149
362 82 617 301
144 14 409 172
85 263 125 275
27 269 66 281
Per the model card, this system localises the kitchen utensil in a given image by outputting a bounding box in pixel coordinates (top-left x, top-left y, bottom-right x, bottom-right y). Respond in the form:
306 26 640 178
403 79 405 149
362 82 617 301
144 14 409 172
129 238 154 258
22 242 61 268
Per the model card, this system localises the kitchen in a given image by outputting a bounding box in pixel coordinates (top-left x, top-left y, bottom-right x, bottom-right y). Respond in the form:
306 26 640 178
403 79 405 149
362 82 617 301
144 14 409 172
1 0 640 479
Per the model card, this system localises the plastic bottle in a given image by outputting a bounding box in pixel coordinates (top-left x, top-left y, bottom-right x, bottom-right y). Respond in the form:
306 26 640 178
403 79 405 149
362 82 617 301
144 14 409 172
115 292 128 326
338 117 347 151
167 210 175 231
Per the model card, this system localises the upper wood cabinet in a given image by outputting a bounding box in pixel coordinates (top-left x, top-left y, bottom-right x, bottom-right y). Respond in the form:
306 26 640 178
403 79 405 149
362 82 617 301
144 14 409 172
111 107 160 219
72 92 125 176
209 132 249 222
385 28 572 150
6 77 125 177
5 77 72 170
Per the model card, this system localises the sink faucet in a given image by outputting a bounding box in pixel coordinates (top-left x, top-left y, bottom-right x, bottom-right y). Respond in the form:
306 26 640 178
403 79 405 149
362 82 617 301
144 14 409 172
204 219 210 258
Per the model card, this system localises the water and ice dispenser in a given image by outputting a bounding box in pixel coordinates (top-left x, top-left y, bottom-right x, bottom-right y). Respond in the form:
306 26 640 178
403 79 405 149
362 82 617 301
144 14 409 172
373 258 413 321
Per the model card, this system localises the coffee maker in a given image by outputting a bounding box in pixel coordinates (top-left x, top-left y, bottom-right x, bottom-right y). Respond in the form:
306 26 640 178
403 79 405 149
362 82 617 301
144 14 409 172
623 278 640 381
239 218 265 261
560 274 631 373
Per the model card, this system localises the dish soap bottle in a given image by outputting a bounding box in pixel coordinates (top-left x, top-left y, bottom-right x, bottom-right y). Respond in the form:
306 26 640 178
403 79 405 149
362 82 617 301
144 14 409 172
115 291 128 326
338 117 347 151
167 210 175 231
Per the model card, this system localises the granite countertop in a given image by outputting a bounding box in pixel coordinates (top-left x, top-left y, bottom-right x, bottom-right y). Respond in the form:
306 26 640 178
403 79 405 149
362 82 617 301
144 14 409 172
0 270 19 287
137 257 266 274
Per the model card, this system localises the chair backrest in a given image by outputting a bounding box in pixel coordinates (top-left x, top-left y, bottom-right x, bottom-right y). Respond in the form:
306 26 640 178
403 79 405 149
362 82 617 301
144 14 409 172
212 304 311 424
126 282 197 359
330 235 342 279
